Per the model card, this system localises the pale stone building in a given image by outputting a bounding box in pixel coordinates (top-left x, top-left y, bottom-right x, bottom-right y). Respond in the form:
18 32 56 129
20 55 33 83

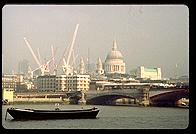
38 74 91 92
136 66 161 80
66 74 90 92
56 75 67 91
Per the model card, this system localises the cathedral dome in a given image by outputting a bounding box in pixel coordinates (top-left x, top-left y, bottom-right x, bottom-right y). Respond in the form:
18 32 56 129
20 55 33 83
105 40 124 62
104 40 126 75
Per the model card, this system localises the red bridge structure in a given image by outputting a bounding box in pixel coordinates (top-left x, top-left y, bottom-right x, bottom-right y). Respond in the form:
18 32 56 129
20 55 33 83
150 88 189 107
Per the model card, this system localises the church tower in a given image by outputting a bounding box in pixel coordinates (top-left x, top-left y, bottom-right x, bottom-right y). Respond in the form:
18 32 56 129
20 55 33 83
96 57 104 75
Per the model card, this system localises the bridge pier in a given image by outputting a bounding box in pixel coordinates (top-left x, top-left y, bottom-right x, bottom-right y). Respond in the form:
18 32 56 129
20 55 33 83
78 90 86 105
138 86 150 106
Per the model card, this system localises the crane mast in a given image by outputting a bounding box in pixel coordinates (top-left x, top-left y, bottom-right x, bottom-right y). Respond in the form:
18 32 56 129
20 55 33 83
24 37 42 67
24 37 51 76
51 45 57 75
37 48 42 65
63 24 79 75
66 24 79 66
51 45 55 69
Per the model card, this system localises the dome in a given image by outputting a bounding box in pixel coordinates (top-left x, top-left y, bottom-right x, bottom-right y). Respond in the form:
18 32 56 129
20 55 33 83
105 40 124 62
106 51 123 61
104 40 126 75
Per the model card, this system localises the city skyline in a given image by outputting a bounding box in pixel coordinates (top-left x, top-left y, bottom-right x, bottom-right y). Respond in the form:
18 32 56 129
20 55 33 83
2 5 189 78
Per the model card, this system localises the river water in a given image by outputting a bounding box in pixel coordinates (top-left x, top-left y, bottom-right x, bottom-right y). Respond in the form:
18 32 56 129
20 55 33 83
2 104 189 129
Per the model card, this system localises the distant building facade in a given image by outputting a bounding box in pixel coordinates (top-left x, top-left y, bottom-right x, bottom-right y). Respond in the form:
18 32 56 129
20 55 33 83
56 75 67 91
2 74 24 91
136 66 161 80
37 74 90 92
37 75 56 91
66 74 90 92
2 74 17 89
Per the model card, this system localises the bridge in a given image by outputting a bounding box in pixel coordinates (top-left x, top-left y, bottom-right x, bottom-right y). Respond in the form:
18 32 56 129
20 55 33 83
82 87 189 107
85 89 143 105
13 86 189 107
150 89 189 106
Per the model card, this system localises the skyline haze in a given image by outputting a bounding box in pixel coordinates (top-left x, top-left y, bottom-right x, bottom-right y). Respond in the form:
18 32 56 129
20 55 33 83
2 5 189 78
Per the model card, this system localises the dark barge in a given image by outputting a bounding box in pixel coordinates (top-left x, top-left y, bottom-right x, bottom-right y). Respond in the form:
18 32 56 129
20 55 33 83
5 107 99 120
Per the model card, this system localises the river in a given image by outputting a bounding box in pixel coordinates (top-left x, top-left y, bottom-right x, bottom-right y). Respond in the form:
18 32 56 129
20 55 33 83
2 104 189 129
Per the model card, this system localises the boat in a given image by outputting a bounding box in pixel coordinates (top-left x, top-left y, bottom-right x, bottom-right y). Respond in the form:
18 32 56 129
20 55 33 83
5 107 99 120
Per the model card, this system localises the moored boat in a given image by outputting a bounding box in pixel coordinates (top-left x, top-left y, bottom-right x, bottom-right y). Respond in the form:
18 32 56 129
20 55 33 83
5 107 99 120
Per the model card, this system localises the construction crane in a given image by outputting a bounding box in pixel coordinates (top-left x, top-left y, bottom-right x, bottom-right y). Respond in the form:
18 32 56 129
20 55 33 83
27 65 40 79
71 49 79 74
51 45 55 69
62 24 79 75
23 37 53 76
51 45 58 75
37 48 42 65
24 37 42 67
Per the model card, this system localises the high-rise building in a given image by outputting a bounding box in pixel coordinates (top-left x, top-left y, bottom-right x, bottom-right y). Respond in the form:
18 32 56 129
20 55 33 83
18 59 29 75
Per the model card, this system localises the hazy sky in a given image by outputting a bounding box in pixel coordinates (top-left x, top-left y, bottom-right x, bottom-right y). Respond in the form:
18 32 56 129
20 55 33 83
2 5 189 78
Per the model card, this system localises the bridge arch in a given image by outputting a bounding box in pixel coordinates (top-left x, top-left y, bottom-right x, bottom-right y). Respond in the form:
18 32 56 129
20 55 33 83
87 94 136 105
150 89 189 106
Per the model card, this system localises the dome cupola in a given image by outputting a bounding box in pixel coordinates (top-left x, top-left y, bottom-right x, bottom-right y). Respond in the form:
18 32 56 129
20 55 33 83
105 40 124 62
